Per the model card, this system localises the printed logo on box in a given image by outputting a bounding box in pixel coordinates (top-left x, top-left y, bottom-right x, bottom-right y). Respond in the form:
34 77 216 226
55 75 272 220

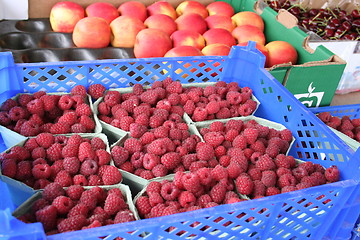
294 82 324 108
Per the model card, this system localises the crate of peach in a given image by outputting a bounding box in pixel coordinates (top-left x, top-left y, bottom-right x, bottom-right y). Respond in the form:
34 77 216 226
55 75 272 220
1 41 360 240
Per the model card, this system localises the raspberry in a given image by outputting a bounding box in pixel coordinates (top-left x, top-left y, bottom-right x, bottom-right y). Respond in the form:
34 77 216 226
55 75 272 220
71 85 87 97
18 94 34 107
32 163 52 179
102 165 122 185
136 196 152 217
216 107 231 119
80 159 98 176
227 161 244 179
91 137 106 150
103 91 121 106
42 182 65 202
52 195 74 215
14 160 31 181
192 107 208 122
68 203 89 219
57 95 73 110
114 210 136 223
325 165 340 182
226 91 242 105
96 149 111 166
152 164 168 177
66 185 84 201
75 103 91 116
238 102 256 116
20 120 40 136
10 145 30 161
79 115 95 131
232 135 247 149
79 189 98 210
298 161 315 175
73 174 88 186
104 193 126 215
166 81 183 94
160 182 181 201
161 152 181 170
46 143 63 162
57 214 88 233
210 182 227 204
265 186 281 196
54 170 73 187
31 148 46 162
280 129 293 142
62 144 79 158
8 106 27 121
243 127 259 144
97 102 111 115
142 153 160 170
63 157 80 175
296 182 313 190
203 131 225 147
88 84 106 100
121 98 139 113
196 143 215 161
123 138 143 154
129 123 148 138
111 146 129 167
140 90 158 105
317 112 331 123
235 174 254 195
256 154 276 171
71 95 86 108
147 138 168 155
0 111 11 126
32 91 46 99
50 122 70 134
35 205 58 232
78 141 95 162
177 191 196 209
311 172 327 185
277 173 297 189
252 180 266 197
36 133 55 149
327 116 341 129
261 170 277 187
292 167 308 181
1 98 17 111
211 164 228 181
180 172 201 193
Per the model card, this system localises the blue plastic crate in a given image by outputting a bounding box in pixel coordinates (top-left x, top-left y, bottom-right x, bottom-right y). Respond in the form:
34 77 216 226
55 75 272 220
1 42 360 240
310 104 360 120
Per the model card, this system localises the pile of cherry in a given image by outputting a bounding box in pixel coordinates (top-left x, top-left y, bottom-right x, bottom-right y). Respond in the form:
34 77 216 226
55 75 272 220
266 0 360 40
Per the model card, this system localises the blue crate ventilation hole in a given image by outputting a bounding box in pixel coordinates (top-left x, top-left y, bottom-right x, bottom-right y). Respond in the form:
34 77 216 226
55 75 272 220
0 42 360 240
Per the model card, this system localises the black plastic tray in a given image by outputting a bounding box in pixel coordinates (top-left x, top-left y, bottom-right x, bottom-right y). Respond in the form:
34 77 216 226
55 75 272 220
0 18 135 63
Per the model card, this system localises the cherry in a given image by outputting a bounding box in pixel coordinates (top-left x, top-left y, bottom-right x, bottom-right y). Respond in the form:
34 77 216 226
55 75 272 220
326 23 336 30
343 14 353 22
324 29 334 38
351 9 360 19
353 19 360 28
289 6 301 16
329 18 341 27
342 21 352 31
309 9 319 16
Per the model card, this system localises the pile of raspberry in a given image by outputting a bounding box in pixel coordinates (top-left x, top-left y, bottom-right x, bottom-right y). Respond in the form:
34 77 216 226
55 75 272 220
96 77 258 129
0 85 101 136
135 167 246 219
199 119 340 198
18 183 135 234
317 112 360 142
0 133 122 189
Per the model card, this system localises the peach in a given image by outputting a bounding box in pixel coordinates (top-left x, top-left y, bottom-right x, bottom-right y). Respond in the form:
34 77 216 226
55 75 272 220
205 15 236 32
237 42 269 66
147 1 177 20
164 46 203 57
201 43 231 56
232 11 265 31
176 1 208 18
206 1 235 17
50 1 85 33
85 2 119 25
203 28 236 47
73 17 111 48
171 30 206 50
118 1 148 22
110 16 146 48
265 41 298 68
232 25 266 45
134 29 173 58
175 13 208 34
144 14 177 36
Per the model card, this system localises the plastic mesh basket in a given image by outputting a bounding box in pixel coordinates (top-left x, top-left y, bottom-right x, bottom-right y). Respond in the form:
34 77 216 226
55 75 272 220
0 43 360 240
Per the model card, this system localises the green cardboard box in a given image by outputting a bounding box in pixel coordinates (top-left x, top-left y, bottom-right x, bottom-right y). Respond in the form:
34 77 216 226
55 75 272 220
234 0 346 107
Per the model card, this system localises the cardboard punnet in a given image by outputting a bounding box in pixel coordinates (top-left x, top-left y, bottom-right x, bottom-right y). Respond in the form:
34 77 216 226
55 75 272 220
6 0 346 107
